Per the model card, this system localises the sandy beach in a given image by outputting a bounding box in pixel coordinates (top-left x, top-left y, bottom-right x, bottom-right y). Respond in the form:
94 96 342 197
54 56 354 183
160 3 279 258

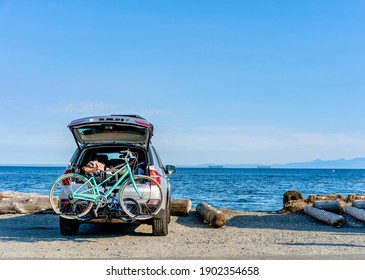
1 210 365 260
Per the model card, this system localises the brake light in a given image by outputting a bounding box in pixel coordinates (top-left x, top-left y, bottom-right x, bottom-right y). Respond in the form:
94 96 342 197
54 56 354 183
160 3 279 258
148 199 161 205
134 120 151 127
62 169 72 185
64 168 72 174
148 167 161 185
60 199 70 205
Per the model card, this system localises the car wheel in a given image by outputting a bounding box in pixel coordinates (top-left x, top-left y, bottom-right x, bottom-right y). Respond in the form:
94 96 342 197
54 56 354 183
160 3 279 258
59 217 80 236
152 207 168 236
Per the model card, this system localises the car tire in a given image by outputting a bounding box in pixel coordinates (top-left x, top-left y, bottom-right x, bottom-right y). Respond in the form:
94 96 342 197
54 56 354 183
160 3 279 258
59 217 80 236
152 204 169 236
167 198 171 224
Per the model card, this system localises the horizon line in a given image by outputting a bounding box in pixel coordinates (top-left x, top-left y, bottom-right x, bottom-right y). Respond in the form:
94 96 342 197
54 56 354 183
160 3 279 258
1 157 365 168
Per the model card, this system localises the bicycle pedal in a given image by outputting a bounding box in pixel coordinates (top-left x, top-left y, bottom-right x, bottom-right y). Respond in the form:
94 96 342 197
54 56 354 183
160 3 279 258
93 209 98 218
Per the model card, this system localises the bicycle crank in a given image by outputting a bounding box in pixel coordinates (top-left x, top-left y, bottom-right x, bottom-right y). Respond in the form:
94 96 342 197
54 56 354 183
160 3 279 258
93 196 108 217
95 196 108 207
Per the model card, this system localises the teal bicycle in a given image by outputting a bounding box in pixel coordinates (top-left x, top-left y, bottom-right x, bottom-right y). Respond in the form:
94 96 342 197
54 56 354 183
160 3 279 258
49 150 164 221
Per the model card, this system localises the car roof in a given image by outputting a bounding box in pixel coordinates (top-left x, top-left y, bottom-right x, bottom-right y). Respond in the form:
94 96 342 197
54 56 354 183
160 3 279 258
68 114 152 128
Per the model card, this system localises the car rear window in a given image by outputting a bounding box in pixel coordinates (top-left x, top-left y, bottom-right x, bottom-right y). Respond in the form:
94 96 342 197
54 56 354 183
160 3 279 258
79 146 148 171
76 125 147 142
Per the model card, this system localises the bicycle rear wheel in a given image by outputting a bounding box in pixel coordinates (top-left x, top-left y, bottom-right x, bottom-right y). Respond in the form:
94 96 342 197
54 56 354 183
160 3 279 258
49 173 95 220
118 175 164 220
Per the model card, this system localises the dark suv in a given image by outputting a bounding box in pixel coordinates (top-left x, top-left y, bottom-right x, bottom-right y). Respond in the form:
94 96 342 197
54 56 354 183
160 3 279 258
59 114 175 236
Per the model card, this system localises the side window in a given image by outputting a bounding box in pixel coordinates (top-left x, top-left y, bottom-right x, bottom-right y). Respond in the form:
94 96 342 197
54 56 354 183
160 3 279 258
70 149 80 164
152 146 164 169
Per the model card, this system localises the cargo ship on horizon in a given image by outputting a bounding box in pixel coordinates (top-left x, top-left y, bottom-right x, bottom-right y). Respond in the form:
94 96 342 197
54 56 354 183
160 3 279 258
257 165 271 169
208 165 224 168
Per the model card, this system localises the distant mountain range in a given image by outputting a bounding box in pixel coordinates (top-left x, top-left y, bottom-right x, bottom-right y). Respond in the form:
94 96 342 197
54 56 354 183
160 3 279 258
271 158 365 169
179 158 365 169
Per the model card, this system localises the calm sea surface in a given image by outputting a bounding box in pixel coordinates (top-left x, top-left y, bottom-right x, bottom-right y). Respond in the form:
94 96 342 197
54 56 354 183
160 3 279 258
1 166 365 211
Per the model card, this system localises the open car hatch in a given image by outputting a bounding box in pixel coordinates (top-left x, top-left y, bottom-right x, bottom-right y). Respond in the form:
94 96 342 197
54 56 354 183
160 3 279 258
68 115 154 149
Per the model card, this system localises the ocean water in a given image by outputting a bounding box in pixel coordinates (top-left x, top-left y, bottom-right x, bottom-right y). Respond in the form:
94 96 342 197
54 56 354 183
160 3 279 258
1 166 365 212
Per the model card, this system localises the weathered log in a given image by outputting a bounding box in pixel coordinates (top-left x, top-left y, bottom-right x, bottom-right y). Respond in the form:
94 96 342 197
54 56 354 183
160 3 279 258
343 206 365 222
352 200 365 209
170 199 191 216
281 190 308 213
282 191 365 214
313 200 340 213
196 202 226 228
0 192 194 217
280 200 310 213
347 194 365 202
0 192 52 214
307 194 343 203
304 206 345 227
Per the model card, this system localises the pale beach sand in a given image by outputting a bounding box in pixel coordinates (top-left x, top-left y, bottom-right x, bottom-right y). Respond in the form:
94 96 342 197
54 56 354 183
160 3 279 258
1 210 365 260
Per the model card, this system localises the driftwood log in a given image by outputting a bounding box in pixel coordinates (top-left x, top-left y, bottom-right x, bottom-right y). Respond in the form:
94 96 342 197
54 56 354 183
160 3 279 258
281 190 307 213
170 199 191 216
346 194 365 202
343 206 365 222
304 206 345 227
313 200 340 213
352 200 365 209
0 192 52 214
0 192 192 216
281 190 365 213
196 202 226 228
308 194 343 202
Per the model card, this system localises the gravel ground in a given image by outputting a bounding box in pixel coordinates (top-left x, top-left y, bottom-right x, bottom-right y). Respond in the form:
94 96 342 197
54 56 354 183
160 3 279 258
1 210 365 259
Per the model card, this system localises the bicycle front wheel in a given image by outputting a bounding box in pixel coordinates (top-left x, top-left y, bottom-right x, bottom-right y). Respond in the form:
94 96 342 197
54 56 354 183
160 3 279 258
49 173 95 220
119 175 164 220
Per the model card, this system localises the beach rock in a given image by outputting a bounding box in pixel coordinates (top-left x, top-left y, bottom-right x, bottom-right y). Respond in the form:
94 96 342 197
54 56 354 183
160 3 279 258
283 190 303 205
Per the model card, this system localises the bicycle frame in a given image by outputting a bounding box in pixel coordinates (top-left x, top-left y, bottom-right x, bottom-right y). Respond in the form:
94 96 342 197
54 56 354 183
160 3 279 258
71 162 142 202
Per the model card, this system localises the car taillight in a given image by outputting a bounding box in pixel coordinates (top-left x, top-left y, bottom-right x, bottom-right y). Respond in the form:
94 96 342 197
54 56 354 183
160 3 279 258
62 169 72 185
148 199 161 205
148 167 161 186
60 199 70 205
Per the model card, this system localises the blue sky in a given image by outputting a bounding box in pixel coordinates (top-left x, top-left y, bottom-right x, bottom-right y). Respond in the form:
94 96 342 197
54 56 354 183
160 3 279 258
1 0 365 165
